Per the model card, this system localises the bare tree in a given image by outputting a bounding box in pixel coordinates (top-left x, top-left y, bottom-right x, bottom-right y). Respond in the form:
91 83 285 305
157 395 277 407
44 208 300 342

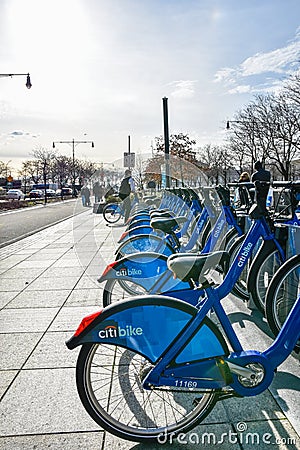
31 147 56 203
226 91 300 180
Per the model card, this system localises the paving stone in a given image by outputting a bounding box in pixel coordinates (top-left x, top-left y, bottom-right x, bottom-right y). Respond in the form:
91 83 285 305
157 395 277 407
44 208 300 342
6 290 71 308
24 331 80 369
40 267 85 278
65 288 102 306
48 306 101 332
17 260 56 269
0 267 45 279
74 276 99 290
0 370 18 398
0 333 42 369
26 276 80 291
0 278 32 291
0 291 19 309
0 368 98 435
0 308 59 333
0 432 105 450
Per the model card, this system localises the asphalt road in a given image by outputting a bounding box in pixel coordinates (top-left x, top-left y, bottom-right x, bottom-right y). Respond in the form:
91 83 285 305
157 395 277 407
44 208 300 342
0 199 88 247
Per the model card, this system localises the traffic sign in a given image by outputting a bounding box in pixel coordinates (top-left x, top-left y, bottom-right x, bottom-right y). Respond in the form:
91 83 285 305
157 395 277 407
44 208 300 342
123 152 135 168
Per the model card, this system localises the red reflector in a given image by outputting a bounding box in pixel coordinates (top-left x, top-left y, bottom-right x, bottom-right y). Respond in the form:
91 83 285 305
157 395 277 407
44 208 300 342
119 231 129 241
74 310 103 337
101 261 118 278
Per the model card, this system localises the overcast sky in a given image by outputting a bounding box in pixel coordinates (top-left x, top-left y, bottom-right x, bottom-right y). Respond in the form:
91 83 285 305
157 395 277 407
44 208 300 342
1 0 300 172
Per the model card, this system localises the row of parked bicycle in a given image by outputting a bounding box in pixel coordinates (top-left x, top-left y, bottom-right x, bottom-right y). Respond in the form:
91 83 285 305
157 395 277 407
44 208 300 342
66 180 300 443
99 181 300 335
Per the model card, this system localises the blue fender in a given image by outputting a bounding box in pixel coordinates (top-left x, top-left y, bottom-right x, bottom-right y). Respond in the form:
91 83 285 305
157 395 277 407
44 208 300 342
115 234 175 258
66 296 229 370
99 252 168 282
118 226 162 243
98 252 192 293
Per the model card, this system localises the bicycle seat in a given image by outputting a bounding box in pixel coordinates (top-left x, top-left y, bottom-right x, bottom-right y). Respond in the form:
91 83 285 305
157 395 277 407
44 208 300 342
167 251 229 283
150 208 169 214
150 216 187 234
150 211 174 219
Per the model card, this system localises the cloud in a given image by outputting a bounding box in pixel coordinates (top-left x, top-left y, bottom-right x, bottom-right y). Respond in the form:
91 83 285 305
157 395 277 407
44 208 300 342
0 131 40 142
214 28 300 94
169 80 198 99
228 85 251 95
10 131 25 136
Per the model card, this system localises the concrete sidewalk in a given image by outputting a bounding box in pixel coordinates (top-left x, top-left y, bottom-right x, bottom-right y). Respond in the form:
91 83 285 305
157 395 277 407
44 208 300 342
0 209 299 450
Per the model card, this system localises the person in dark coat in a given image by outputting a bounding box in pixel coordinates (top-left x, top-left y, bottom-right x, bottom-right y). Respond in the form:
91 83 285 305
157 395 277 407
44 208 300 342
251 161 271 208
251 161 271 182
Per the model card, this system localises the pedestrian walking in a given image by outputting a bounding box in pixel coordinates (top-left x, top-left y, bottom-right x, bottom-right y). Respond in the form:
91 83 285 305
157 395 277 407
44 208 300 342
119 169 135 223
81 184 91 207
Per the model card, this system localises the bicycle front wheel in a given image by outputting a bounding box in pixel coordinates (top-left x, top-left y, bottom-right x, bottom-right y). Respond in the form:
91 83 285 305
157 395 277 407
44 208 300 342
265 254 300 350
103 203 122 223
76 343 217 443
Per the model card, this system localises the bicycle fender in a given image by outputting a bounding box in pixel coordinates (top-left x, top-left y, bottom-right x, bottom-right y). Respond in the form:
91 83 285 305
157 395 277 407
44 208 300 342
98 252 169 284
118 226 158 243
115 234 174 258
66 296 228 367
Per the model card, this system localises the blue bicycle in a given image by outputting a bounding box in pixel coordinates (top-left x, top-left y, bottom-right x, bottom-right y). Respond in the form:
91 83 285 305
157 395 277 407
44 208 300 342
103 194 140 224
66 191 300 442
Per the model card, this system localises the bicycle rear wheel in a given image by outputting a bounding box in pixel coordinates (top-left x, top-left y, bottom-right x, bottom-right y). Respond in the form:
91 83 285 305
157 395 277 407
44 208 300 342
265 254 300 350
76 343 217 443
247 240 283 312
103 203 122 223
103 278 148 306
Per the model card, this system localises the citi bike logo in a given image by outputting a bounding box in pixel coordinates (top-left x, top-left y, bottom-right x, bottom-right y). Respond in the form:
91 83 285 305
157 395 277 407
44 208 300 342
237 242 253 267
115 267 143 277
213 219 225 239
98 323 143 339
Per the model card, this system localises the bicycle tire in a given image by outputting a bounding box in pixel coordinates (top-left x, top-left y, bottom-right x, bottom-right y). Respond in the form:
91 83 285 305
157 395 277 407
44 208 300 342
225 235 250 301
103 278 148 307
247 240 283 313
103 203 122 223
220 227 240 252
76 342 217 442
200 220 212 249
265 254 300 351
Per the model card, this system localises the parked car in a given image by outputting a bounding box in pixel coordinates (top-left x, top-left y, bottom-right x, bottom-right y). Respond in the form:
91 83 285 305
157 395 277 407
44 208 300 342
56 187 73 197
46 189 57 197
29 189 44 199
7 189 25 200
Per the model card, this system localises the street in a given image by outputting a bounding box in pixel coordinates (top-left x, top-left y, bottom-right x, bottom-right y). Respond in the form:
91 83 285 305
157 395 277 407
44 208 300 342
0 199 87 247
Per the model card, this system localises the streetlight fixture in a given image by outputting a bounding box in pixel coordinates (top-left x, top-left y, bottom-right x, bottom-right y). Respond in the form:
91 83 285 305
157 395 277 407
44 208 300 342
226 120 246 129
52 139 95 197
0 73 32 89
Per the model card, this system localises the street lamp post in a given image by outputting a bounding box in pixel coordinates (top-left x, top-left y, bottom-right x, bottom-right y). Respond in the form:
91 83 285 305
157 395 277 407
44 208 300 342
0 73 32 89
162 97 171 188
52 139 94 197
